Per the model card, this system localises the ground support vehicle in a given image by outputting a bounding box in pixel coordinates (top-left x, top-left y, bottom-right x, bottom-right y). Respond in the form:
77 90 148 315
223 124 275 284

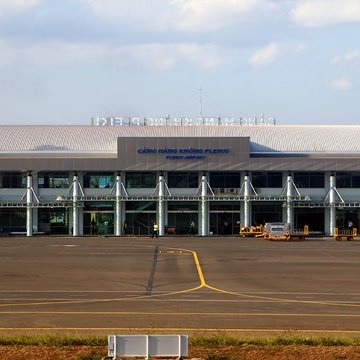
240 225 264 237
259 223 309 241
334 227 357 241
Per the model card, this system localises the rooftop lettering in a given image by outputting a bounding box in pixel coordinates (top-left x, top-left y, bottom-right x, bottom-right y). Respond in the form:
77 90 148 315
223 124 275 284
92 115 276 127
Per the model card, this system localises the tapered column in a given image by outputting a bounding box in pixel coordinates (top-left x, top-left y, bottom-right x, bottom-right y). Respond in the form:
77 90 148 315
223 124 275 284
286 173 294 230
243 174 251 227
158 173 165 236
26 172 33 237
200 174 209 236
329 173 336 236
115 173 122 236
72 173 79 237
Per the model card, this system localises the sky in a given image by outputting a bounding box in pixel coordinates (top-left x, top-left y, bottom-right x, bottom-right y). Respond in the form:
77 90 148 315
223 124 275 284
0 0 359 125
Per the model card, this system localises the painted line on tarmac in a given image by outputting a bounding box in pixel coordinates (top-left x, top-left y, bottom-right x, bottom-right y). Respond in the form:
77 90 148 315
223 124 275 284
204 284 360 309
0 246 205 309
0 290 359 296
0 290 172 293
1 327 360 334
1 298 360 305
165 246 206 287
175 246 360 309
1 298 360 304
0 311 360 317
0 245 359 311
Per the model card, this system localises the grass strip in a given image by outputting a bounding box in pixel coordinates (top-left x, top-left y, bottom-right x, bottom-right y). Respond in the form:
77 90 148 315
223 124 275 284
0 334 359 347
190 334 360 347
0 335 106 346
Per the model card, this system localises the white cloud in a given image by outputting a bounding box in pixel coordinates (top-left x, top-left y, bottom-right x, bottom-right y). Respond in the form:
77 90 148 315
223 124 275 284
113 43 222 70
249 42 305 68
0 40 222 70
82 0 276 32
81 0 179 30
171 0 272 30
291 0 360 27
332 50 360 65
81 0 153 21
0 40 17 67
0 0 40 17
330 78 353 91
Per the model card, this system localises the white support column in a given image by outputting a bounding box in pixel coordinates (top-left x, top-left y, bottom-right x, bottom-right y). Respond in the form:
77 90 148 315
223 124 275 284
200 174 209 236
286 173 294 230
26 172 33 237
32 172 39 233
158 173 165 236
329 173 336 236
115 173 122 236
72 173 79 237
243 174 251 227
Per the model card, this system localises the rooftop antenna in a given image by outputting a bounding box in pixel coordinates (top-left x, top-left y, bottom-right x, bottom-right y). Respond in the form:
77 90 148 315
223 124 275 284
199 83 203 118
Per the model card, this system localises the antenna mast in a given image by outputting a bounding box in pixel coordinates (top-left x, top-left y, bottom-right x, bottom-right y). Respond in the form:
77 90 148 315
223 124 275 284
199 83 203 118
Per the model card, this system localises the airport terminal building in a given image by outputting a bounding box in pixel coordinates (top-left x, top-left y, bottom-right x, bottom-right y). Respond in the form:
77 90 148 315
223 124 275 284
1 119 360 237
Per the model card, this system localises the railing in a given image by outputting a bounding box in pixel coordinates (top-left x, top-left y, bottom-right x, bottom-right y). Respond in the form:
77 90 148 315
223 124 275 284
3 195 360 208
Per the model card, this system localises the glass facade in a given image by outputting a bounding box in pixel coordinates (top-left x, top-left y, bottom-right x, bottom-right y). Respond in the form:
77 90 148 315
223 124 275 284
336 208 359 230
0 170 354 236
38 172 70 189
168 202 198 234
125 201 156 235
210 202 240 235
126 172 157 188
251 204 282 225
0 209 26 233
84 173 114 188
336 172 360 188
126 201 156 211
0 172 26 188
252 172 283 188
84 202 114 235
168 172 198 188
38 208 69 234
125 213 155 235
294 208 325 233
294 172 325 188
209 172 241 188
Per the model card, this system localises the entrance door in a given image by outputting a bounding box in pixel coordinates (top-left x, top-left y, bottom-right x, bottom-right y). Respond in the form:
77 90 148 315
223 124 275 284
210 212 240 235
125 213 155 235
39 208 69 234
84 212 114 235
167 213 198 235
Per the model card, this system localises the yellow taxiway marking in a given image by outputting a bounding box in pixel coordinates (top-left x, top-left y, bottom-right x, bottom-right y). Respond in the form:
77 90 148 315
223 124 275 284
184 246 360 309
0 311 360 317
204 284 360 308
0 246 359 310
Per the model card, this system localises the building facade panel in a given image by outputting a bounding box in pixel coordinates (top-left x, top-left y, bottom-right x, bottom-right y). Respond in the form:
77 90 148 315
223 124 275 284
1 124 360 237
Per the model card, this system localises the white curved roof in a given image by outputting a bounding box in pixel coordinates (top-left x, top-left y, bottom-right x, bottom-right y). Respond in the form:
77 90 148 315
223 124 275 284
0 125 360 154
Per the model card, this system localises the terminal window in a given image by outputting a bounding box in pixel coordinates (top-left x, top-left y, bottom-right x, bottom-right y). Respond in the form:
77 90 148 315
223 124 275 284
294 172 324 188
84 173 114 188
126 172 156 188
38 172 70 188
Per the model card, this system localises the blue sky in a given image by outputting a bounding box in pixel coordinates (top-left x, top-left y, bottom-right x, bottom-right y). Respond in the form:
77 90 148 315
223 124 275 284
0 0 359 125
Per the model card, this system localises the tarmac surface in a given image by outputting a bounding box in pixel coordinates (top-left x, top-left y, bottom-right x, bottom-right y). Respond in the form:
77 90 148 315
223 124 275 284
0 236 359 335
